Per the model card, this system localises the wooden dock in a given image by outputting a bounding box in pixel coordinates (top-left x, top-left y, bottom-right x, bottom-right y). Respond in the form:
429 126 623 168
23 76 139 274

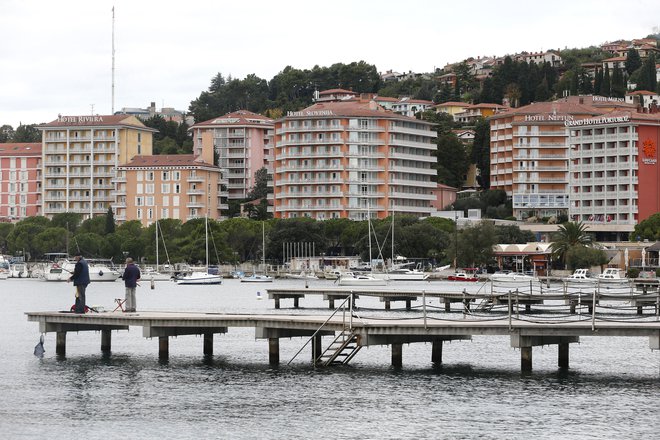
26 308 660 372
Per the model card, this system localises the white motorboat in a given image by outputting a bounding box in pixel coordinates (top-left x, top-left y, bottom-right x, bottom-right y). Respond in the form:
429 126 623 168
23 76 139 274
337 272 387 286
490 271 536 282
597 268 629 283
43 261 71 281
373 268 429 281
282 270 318 280
176 217 222 286
87 261 122 282
564 268 597 283
142 267 173 281
177 271 223 285
240 274 273 283
9 262 29 278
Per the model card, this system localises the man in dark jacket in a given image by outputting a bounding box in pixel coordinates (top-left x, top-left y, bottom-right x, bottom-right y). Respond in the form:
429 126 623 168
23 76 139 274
122 257 141 312
68 254 90 313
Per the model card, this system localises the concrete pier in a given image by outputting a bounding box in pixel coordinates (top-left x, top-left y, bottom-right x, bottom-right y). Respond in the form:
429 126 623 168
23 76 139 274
26 311 660 372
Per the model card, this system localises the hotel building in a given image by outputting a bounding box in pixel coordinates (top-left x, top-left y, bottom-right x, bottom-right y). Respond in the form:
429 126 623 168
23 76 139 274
38 115 156 219
489 100 605 220
567 111 660 233
273 97 437 220
191 110 274 200
0 143 42 220
114 155 225 226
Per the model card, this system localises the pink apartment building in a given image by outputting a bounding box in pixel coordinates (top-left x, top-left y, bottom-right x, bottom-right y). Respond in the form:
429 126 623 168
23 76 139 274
0 143 42 220
191 110 274 199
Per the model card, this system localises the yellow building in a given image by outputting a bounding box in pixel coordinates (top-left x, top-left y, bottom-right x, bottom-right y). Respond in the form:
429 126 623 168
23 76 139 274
434 101 470 118
114 155 226 226
38 115 156 219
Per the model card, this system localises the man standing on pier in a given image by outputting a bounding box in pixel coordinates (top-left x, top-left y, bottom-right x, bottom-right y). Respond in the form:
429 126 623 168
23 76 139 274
122 257 141 312
68 254 90 313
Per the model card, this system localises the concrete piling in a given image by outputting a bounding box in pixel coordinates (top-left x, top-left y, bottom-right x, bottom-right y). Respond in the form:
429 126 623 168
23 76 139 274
56 331 66 356
432 340 442 364
101 329 111 352
159 336 169 359
392 343 402 367
203 333 213 355
269 338 279 365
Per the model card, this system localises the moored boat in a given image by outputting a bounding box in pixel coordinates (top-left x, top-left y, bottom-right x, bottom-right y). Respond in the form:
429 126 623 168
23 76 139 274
597 268 629 283
447 272 479 282
240 274 273 283
337 272 387 286
564 268 596 283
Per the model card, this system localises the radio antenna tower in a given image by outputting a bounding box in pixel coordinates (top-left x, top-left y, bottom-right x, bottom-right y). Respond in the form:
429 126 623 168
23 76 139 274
111 6 116 114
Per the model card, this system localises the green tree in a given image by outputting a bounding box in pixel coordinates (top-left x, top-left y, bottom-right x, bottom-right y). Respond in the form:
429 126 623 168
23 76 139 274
625 49 642 75
472 118 491 188
105 207 115 234
549 221 593 268
12 124 41 142
0 125 14 142
565 246 609 270
79 216 108 236
450 221 497 268
34 227 69 257
631 213 660 240
602 65 611 96
247 167 270 200
50 212 83 234
0 223 14 253
435 134 468 188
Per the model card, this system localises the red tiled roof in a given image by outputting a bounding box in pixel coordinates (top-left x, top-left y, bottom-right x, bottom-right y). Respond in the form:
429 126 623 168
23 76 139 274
374 96 399 102
121 154 218 168
603 56 627 62
0 143 42 156
400 99 434 105
489 100 604 120
627 90 657 96
283 100 433 124
435 101 469 107
193 110 274 128
38 114 152 129
319 88 357 95
469 103 507 109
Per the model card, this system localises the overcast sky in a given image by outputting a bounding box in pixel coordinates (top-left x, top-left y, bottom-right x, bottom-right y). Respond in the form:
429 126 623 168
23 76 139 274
1 0 659 128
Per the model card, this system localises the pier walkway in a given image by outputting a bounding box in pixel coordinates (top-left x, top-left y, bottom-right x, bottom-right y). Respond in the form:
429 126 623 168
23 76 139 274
26 305 660 371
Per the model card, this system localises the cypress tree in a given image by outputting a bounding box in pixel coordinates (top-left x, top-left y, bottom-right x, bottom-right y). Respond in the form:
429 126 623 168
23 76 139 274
603 65 611 96
625 49 642 75
649 54 657 92
594 68 602 95
570 68 579 95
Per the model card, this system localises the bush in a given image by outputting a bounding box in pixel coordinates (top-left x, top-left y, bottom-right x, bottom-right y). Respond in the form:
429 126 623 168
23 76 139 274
627 268 640 278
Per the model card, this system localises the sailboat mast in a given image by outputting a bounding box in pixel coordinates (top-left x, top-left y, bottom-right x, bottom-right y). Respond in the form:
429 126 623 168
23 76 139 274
205 216 209 272
262 222 266 269
367 203 372 268
156 221 159 271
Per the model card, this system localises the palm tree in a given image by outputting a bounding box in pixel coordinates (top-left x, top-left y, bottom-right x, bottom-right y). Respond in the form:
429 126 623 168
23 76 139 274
550 221 593 268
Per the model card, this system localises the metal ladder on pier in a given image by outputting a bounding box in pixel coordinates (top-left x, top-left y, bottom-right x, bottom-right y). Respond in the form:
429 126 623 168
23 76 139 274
316 330 361 366
475 297 494 312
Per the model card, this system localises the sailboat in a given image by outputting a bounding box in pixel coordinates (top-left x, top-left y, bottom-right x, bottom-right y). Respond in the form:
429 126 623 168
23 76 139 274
241 222 273 283
339 203 385 286
176 217 223 285
371 210 428 281
144 220 174 281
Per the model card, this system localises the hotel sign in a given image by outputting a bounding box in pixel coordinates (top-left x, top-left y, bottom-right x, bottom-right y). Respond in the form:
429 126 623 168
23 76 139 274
286 110 335 117
564 115 630 127
57 116 104 123
592 96 625 102
524 114 574 122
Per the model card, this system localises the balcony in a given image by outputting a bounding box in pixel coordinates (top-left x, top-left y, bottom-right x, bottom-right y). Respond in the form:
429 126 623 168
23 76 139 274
388 164 435 175
187 175 205 182
388 151 435 162
347 124 385 132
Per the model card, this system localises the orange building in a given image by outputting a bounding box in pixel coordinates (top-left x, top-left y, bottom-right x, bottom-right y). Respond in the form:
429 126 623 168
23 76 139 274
273 97 437 220
191 110 273 200
113 155 225 226
489 99 603 220
0 143 42 220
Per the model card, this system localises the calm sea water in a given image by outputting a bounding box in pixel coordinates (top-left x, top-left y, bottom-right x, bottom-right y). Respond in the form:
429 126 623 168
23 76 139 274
1 278 659 439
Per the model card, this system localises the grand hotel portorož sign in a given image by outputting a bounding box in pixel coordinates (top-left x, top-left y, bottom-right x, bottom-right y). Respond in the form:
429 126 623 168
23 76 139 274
564 115 630 127
57 116 105 123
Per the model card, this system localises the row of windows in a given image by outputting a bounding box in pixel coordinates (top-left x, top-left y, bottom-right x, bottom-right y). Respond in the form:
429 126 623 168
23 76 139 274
136 171 182 182
135 195 181 207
